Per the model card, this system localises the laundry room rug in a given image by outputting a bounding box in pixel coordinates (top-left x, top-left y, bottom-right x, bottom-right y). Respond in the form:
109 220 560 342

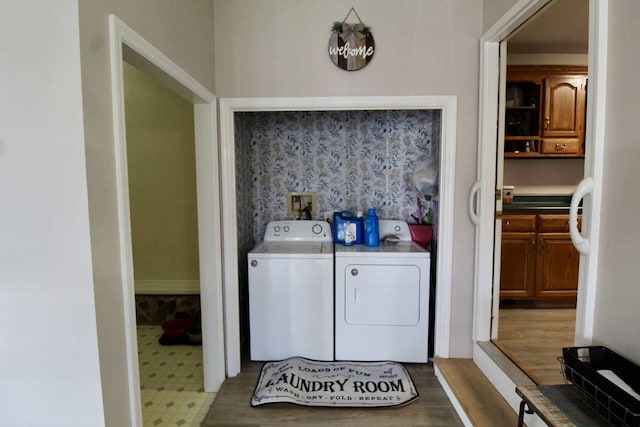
251 357 419 408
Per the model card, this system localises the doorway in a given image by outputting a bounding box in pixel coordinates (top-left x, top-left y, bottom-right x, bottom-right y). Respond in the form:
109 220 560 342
471 0 608 411
109 15 225 427
219 96 459 376
491 0 589 385
122 60 216 424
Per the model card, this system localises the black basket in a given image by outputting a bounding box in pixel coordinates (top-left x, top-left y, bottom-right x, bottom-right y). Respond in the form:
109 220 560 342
562 346 640 426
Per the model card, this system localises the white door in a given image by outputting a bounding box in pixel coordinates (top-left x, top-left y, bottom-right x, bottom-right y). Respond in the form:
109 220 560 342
490 40 509 340
248 257 334 360
344 264 421 326
472 0 607 347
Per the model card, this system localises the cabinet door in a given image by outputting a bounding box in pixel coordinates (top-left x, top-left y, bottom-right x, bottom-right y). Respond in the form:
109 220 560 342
543 76 586 139
500 232 537 299
536 232 579 299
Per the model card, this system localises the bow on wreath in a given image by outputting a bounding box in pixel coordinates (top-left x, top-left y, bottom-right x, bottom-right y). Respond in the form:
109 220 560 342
339 23 366 43
331 7 372 42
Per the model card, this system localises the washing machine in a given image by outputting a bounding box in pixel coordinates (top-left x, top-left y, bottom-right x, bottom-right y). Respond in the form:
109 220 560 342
335 220 430 363
248 220 334 361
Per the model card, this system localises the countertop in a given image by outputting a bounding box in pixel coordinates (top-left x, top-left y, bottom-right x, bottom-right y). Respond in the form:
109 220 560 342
503 185 579 212
512 185 576 196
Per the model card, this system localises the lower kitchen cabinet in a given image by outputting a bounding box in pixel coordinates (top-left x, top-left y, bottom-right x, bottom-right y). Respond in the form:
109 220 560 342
536 233 580 299
501 232 537 299
500 212 581 303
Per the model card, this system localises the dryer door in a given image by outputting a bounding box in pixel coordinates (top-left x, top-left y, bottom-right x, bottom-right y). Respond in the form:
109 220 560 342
344 264 420 326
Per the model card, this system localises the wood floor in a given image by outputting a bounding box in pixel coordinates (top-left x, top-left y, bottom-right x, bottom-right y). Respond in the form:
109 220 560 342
201 360 463 426
493 308 576 385
201 309 576 425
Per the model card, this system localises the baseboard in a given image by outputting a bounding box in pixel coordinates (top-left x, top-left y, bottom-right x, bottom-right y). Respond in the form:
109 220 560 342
134 279 200 295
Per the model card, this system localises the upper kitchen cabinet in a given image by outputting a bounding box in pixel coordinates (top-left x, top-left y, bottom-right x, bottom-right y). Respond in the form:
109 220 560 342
504 65 587 158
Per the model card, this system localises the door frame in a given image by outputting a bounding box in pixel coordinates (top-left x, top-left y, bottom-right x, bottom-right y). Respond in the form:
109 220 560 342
219 96 458 376
108 16 226 427
471 0 608 415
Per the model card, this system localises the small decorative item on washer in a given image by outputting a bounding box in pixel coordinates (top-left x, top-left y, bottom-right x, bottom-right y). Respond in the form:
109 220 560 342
382 234 401 246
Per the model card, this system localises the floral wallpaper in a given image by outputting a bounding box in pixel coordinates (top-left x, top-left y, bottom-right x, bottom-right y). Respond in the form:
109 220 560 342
235 116 253 343
233 109 441 346
236 109 441 244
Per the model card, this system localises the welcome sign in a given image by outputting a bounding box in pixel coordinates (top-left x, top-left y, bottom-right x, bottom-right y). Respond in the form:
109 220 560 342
328 7 375 71
251 357 419 407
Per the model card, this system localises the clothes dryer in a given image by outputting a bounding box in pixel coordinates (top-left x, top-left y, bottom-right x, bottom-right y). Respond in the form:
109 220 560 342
334 220 430 363
248 221 334 361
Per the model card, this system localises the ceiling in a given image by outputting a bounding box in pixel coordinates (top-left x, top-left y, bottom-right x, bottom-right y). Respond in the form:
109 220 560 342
507 0 589 54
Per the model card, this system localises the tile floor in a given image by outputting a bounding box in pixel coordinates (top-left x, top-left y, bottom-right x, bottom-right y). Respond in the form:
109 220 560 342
137 325 216 427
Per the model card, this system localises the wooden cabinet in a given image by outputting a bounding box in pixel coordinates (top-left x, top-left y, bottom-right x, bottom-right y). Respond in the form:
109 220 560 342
500 214 537 299
500 212 581 303
536 233 580 298
504 66 587 158
543 77 586 139
535 214 581 299
501 232 537 299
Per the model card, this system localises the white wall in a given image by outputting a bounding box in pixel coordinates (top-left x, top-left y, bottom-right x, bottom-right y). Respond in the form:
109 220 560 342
593 0 640 364
507 53 588 65
215 0 482 357
483 0 521 32
124 62 200 287
0 2 105 426
77 1 215 425
504 158 584 187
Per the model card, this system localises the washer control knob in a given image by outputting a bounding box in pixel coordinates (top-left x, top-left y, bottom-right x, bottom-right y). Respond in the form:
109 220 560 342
351 269 358 276
274 226 280 232
312 224 323 234
283 226 290 232
394 225 402 232
251 260 258 267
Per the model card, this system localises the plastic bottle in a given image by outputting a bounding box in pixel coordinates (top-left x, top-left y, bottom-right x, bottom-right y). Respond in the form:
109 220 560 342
344 221 355 246
364 208 380 247
425 200 433 225
355 210 364 244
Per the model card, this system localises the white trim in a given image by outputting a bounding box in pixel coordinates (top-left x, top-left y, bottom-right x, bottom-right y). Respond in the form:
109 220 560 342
435 97 457 359
134 280 201 295
472 40 499 342
108 15 225 427
192 100 227 392
108 18 142 427
220 96 458 375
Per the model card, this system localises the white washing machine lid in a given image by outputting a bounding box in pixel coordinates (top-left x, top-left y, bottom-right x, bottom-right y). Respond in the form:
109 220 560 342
249 241 334 258
334 242 430 258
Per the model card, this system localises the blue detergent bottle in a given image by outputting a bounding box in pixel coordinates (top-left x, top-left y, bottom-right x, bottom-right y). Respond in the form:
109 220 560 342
364 208 380 247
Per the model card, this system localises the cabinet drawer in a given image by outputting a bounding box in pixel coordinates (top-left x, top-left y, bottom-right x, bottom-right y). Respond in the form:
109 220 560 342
538 214 582 232
503 214 536 232
541 138 581 154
